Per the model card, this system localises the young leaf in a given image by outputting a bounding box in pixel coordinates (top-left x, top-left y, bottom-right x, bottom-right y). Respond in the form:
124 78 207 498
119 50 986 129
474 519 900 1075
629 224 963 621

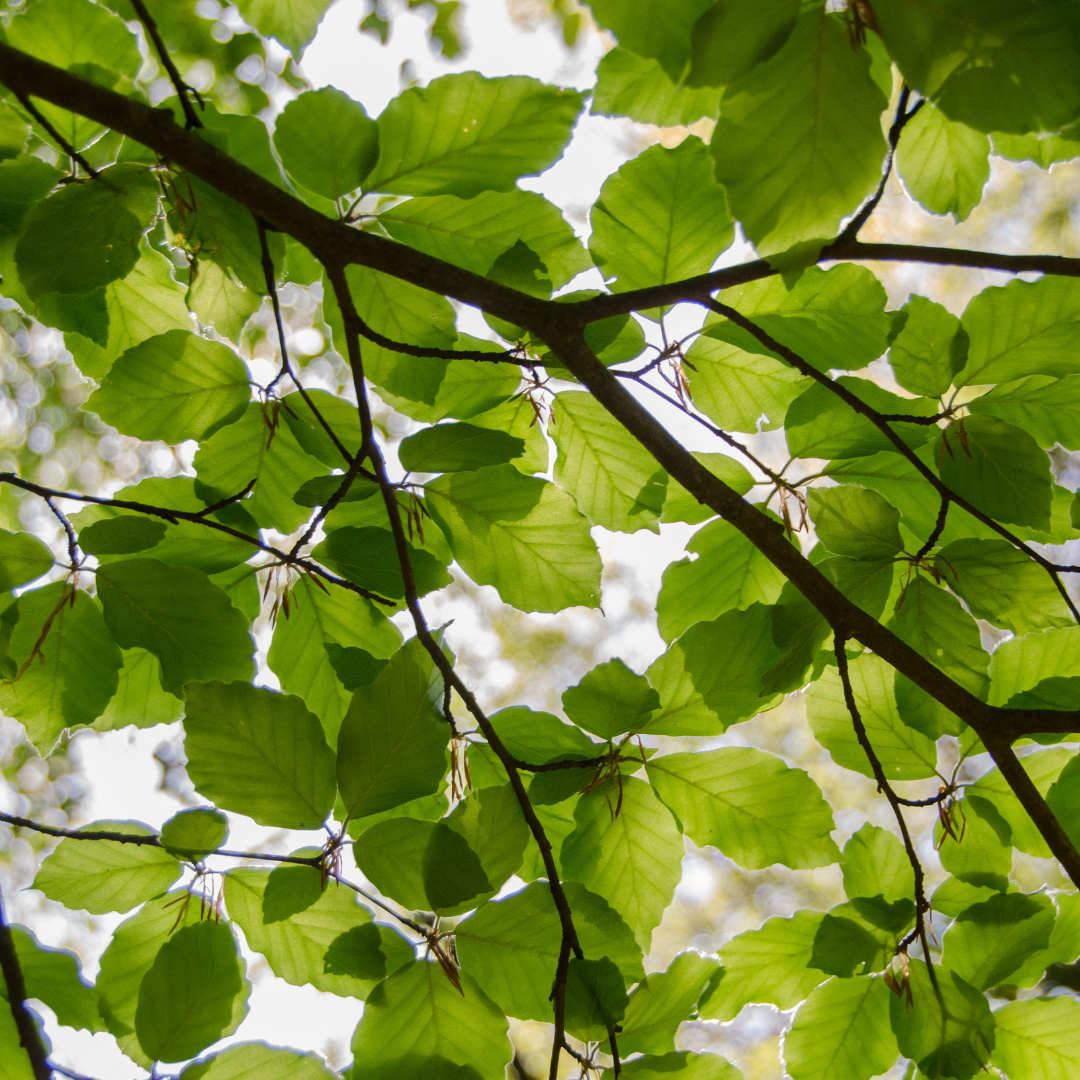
274 87 378 198
808 486 904 562
562 658 659 740
135 920 247 1063
618 951 719 1056
398 423 525 474
657 517 787 641
224 868 393 999
16 164 158 300
698 910 829 1021
336 637 448 822
589 138 732 307
783 975 898 1080
96 558 255 696
888 293 965 398
896 102 990 221
841 823 915 905
591 49 721 127
365 73 584 198
561 776 684 952
159 808 228 861
349 960 512 1080
87 330 249 444
0 583 122 753
646 747 840 871
941 892 1055 991
806 655 939 781
937 415 1052 530
184 681 336 830
32 821 180 914
710 11 887 252
991 996 1080 1080
425 464 602 613
889 960 994 1080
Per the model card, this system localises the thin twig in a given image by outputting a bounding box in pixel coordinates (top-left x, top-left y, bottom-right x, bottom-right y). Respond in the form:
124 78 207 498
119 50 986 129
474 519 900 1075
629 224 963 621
129 0 203 130
44 496 79 569
914 496 950 562
13 89 98 178
0 882 51 1080
834 636 938 992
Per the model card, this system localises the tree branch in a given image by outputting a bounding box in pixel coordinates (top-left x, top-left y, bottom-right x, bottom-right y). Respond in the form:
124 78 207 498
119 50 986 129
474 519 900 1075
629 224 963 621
128 0 203 130
0 882 52 1080
12 88 98 179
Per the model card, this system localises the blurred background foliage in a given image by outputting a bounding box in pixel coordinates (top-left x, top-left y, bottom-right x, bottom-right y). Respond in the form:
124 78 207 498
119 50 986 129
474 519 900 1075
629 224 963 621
0 1 1076 1076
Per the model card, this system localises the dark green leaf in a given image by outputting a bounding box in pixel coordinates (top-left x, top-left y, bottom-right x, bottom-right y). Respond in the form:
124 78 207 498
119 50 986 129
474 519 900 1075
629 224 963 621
889 294 967 398
587 0 713 80
562 658 659 740
79 516 167 556
808 486 903 561
687 0 798 87
280 387 365 467
399 423 525 474
312 525 451 601
564 956 627 1043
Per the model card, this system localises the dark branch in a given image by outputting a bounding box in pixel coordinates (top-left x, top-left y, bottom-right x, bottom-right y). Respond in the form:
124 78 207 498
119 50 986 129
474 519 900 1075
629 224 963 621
44 495 80 569
12 88 98 179
128 0 203 130
0 883 52 1080
914 496 951 562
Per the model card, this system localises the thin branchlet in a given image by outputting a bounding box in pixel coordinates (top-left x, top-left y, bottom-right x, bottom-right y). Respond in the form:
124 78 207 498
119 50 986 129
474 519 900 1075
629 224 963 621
129 0 204 130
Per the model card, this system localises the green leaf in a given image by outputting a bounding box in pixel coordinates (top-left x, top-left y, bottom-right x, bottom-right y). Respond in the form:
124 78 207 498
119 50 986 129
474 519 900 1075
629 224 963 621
261 858 324 923
993 125 1080 168
888 575 989 699
7 0 141 77
179 1043 340 1080
709 12 887 252
683 330 810 434
0 583 121 753
0 528 52 591
786 379 936 460
561 776 683 951
186 259 260 346
647 747 839 871
564 956 627 1043
355 816 491 914
184 681 335 829
348 960 512 1080
889 960 994 1080
889 294 966 398
806 655 939 781
79 516 167 556
657 517 787 642
841 823 915 904
455 879 643 1023
698 910 829 1021
618 951 719 1056
687 0 799 87
268 575 401 745
550 391 667 533
934 538 1072 635
94 648 183 732
941 892 1055 991
274 87 378 198
488 706 598 764
365 73 584 198
399 423 525 474
809 487 903 561
937 414 1052 530
380 189 590 289
224 867 393 999
1046 753 1080 852
587 0 713 80
96 559 254 696
785 976 897 1080
589 139 732 308
87 330 249 444
9 924 102 1033
562 658 659 740
992 996 1080 1080
645 605 782 736
444 784 529 899
32 821 180 914
1011 889 1080 986
425 464 601 613
957 276 1080 387
195 402 329 533
873 0 1080 134
135 920 246 1063
159 808 228 861
591 49 721 127
0 1004 34 1080
968 373 1080 450
620 1053 741 1080
16 164 158 301
233 0 331 55
336 636 448 821
896 103 990 221
988 629 1080 707
661 453 755 525
312 526 451 601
